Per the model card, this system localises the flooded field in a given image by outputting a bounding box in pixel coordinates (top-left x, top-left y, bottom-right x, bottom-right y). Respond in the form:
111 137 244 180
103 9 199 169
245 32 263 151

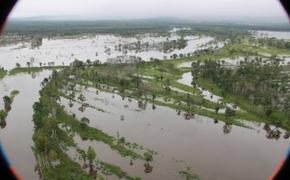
0 31 214 70
59 86 289 180
178 72 222 104
0 24 289 180
0 71 51 180
253 30 290 40
0 54 288 179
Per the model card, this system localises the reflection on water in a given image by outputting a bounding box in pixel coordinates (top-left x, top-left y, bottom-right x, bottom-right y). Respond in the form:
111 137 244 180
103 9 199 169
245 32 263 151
0 71 288 180
263 124 290 140
0 71 51 180
60 86 289 180
71 135 146 179
223 123 232 134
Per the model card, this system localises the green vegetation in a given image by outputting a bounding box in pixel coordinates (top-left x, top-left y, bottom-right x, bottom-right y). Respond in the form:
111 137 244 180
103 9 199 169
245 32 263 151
0 67 7 79
0 90 20 129
22 24 290 179
99 161 139 180
179 167 200 180
249 36 290 50
9 66 64 75
10 90 20 97
163 36 187 53
5 19 289 45
191 57 290 130
57 57 258 127
32 70 152 179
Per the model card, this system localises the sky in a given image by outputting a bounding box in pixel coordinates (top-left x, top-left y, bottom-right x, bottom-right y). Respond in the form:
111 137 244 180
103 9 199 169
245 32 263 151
10 0 288 20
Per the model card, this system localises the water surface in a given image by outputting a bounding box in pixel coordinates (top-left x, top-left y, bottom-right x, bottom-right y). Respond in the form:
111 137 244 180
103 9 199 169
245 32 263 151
0 71 51 180
60 86 289 180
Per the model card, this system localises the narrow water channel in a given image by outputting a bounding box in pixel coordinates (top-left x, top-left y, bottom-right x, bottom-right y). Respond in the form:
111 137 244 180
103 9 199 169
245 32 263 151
0 71 51 180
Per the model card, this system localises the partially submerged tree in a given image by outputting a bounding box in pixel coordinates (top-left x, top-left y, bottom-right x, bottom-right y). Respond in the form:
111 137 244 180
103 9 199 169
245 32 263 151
87 146 97 176
143 152 153 173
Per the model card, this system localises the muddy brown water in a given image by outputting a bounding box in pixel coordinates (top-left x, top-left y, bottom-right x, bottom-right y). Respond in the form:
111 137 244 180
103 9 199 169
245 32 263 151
60 86 289 180
0 71 51 180
0 70 288 180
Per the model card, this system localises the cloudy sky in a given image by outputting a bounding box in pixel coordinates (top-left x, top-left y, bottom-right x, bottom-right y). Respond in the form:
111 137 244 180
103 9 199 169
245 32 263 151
10 0 288 20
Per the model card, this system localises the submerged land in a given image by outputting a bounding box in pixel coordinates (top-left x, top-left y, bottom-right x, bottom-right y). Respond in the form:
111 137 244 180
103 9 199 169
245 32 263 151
0 19 290 180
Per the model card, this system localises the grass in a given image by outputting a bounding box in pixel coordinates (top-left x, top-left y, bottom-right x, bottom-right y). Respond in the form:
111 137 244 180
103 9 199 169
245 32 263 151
60 109 144 160
61 41 290 131
0 68 7 79
196 77 290 130
29 37 290 179
31 72 154 179
9 66 64 75
179 170 200 180
62 60 256 128
99 161 140 180
11 90 20 97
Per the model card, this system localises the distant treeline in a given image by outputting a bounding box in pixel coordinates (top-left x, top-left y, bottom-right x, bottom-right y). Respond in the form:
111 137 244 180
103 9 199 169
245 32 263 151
4 20 172 37
4 19 290 38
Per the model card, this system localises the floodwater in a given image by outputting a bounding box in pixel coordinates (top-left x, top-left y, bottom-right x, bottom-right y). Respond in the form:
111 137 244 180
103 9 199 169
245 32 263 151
177 72 244 112
0 29 289 180
0 33 214 70
278 55 290 65
253 30 290 40
0 71 51 180
59 86 289 180
177 61 192 68
177 72 222 104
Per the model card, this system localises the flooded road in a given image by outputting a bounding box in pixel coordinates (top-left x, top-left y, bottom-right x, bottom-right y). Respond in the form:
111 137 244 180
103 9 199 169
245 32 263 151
60 86 289 180
0 71 51 180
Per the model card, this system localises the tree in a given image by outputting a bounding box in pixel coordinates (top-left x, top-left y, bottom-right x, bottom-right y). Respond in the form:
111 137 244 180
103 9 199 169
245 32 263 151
143 152 153 173
78 93 85 102
86 59 92 66
215 106 220 114
225 107 235 118
79 149 87 161
172 54 178 59
81 117 90 124
35 132 48 153
3 96 11 111
87 146 96 164
265 105 273 117
87 146 97 175
48 149 58 162
118 137 125 144
165 78 171 91
144 152 153 162
0 119 6 129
